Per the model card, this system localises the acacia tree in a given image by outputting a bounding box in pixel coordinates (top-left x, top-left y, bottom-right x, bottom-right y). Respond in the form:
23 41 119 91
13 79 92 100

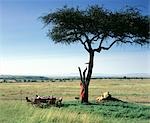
41 5 149 103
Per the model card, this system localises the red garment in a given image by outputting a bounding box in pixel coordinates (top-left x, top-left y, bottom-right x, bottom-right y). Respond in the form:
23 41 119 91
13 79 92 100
80 82 85 98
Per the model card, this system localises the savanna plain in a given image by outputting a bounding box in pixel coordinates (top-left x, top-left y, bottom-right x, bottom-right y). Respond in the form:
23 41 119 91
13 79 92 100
0 79 150 123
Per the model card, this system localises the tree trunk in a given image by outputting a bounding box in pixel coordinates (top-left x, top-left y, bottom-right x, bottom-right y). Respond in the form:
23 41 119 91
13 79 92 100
80 82 88 103
79 51 94 103
83 83 88 103
86 51 94 85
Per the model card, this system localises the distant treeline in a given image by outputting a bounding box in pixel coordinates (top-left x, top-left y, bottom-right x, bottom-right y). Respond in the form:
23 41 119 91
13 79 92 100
0 78 77 83
0 75 49 80
0 75 149 83
92 76 150 80
0 75 78 83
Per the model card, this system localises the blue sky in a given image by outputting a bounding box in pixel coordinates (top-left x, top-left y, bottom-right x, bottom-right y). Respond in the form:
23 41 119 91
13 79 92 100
0 0 149 76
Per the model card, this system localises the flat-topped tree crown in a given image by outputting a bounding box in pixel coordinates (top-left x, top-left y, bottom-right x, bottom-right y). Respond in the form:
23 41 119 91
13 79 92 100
41 5 149 103
41 5 149 52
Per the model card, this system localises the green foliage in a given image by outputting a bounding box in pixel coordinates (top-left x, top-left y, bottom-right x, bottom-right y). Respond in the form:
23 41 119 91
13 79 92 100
41 5 149 47
109 7 149 45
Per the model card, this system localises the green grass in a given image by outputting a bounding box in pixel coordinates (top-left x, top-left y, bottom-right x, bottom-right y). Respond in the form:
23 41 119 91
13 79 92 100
0 100 150 123
0 100 104 123
65 101 150 120
0 79 150 123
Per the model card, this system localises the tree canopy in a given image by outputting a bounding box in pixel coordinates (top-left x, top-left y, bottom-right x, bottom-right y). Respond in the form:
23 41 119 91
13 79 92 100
41 5 149 53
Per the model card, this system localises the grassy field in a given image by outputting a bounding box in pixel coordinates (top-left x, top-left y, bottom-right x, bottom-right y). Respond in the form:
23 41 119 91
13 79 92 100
0 79 150 123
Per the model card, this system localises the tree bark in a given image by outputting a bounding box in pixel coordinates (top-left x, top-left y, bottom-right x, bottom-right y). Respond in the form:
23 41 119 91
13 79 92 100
86 51 94 85
83 83 88 103
79 51 94 103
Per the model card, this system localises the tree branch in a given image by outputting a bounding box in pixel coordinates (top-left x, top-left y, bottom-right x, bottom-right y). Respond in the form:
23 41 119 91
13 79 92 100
101 40 117 50
87 41 92 51
78 67 82 82
79 39 90 52
83 67 87 83
73 29 90 52
101 38 134 50
120 40 133 44
89 34 100 42
93 35 106 52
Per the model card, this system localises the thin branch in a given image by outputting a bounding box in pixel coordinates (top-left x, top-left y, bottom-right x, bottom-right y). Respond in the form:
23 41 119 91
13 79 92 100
78 67 82 82
83 33 89 41
83 67 87 83
73 29 90 52
93 36 100 42
134 40 143 46
89 34 100 42
120 40 133 44
87 41 92 51
101 38 133 50
79 39 90 52
94 35 106 52
83 33 93 51
101 40 117 50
